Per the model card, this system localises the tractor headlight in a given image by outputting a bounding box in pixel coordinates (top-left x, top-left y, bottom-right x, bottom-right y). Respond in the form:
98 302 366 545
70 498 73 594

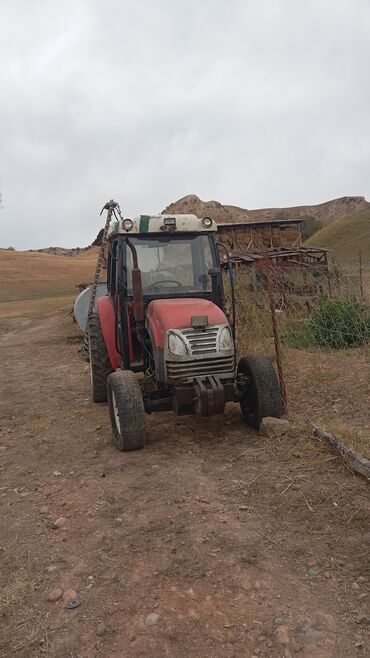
168 332 189 356
123 218 133 231
218 326 233 351
202 216 213 228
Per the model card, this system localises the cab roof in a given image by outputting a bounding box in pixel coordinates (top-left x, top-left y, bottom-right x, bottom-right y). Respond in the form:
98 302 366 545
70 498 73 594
108 213 218 237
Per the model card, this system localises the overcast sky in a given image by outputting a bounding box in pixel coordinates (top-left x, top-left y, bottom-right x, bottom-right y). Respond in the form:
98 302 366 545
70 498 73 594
1 0 369 249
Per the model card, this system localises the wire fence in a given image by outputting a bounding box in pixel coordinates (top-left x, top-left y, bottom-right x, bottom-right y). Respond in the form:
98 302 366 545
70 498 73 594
228 253 370 415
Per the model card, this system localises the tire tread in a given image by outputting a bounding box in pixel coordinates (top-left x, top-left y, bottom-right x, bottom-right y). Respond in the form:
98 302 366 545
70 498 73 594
238 355 282 429
107 371 146 451
88 313 113 402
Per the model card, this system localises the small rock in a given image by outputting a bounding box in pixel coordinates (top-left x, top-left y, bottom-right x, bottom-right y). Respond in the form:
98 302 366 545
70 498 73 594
308 568 319 578
352 582 360 590
40 505 48 514
96 622 106 636
47 587 63 602
239 505 248 511
358 576 366 583
275 624 290 646
145 612 162 626
46 565 57 572
51 517 66 529
65 595 82 609
275 617 287 626
355 614 370 625
53 471 62 477
323 571 331 579
358 592 366 600
63 589 77 605
260 417 290 438
295 624 323 646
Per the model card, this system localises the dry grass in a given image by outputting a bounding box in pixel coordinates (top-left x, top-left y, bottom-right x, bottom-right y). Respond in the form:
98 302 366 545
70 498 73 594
232 269 370 461
0 567 39 654
306 208 370 264
0 248 98 303
0 247 99 319
0 295 74 320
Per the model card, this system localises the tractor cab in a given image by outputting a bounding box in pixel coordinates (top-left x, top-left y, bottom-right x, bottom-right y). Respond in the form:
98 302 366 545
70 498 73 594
106 214 226 375
88 204 282 452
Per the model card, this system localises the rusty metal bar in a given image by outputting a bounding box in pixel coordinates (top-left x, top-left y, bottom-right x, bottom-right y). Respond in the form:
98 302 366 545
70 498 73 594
265 260 288 415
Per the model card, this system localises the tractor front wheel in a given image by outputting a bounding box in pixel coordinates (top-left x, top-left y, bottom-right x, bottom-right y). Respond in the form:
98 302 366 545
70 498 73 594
237 355 282 429
88 312 113 403
107 371 146 451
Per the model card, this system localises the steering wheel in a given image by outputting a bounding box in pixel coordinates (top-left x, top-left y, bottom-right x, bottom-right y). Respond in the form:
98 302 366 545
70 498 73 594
147 279 183 290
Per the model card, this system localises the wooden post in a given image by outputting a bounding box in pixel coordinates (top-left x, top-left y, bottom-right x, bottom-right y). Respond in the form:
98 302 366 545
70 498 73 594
265 260 288 415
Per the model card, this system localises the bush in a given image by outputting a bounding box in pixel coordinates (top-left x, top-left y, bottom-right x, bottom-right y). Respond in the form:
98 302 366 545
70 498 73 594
309 297 369 348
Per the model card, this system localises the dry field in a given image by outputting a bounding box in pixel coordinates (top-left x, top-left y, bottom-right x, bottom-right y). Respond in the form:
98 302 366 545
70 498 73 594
0 248 369 658
0 248 98 317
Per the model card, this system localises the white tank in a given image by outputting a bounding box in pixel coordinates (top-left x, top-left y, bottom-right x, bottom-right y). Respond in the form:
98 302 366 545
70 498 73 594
73 283 108 332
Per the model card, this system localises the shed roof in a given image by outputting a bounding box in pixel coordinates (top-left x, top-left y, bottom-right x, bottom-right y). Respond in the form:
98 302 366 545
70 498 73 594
216 218 303 229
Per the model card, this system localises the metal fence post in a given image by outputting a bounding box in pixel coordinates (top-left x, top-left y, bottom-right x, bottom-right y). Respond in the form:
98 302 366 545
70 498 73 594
265 259 288 415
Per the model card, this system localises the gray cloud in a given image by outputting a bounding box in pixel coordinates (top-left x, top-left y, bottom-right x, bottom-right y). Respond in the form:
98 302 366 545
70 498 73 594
1 0 369 248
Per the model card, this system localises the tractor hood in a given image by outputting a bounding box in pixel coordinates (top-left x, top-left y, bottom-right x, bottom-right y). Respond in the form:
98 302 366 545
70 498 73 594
146 298 228 349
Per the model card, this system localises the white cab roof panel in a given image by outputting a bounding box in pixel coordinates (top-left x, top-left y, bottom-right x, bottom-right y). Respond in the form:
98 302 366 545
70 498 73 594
108 214 218 236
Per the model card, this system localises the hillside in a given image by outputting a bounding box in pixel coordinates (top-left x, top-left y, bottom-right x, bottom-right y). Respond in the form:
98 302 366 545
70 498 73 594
306 208 370 263
0 248 98 318
163 194 369 225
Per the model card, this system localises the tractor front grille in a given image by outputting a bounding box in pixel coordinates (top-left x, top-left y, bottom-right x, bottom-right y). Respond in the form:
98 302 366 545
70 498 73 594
181 327 219 355
166 355 234 382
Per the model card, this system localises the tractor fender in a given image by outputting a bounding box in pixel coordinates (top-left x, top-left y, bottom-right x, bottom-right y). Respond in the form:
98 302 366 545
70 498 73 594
96 296 121 369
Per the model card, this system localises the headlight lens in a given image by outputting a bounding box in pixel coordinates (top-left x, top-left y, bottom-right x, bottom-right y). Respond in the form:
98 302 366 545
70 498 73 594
168 332 188 356
218 326 233 350
202 216 213 228
123 218 133 231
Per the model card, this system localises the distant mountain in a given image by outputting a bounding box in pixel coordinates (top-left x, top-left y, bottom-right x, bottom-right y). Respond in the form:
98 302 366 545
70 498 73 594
162 194 370 225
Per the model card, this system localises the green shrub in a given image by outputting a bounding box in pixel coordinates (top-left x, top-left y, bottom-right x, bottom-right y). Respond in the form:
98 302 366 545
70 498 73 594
309 297 369 348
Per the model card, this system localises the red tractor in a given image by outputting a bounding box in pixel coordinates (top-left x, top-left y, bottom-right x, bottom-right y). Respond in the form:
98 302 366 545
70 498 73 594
88 210 282 450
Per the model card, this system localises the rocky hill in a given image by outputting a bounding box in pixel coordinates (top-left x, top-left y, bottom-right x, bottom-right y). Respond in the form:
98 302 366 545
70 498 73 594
162 194 370 225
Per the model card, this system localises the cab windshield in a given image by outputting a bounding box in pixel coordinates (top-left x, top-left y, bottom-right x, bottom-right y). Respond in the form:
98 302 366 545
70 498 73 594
125 235 215 294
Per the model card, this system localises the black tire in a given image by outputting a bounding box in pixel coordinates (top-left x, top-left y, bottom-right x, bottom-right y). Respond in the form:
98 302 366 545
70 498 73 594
237 355 282 429
88 312 113 403
107 371 146 451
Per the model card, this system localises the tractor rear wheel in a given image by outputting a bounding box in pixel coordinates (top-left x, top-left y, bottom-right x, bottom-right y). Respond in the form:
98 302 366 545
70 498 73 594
88 312 113 403
237 355 282 429
107 371 146 451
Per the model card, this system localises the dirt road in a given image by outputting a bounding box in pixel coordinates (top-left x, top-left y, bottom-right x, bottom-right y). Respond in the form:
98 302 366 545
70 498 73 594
0 313 369 658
